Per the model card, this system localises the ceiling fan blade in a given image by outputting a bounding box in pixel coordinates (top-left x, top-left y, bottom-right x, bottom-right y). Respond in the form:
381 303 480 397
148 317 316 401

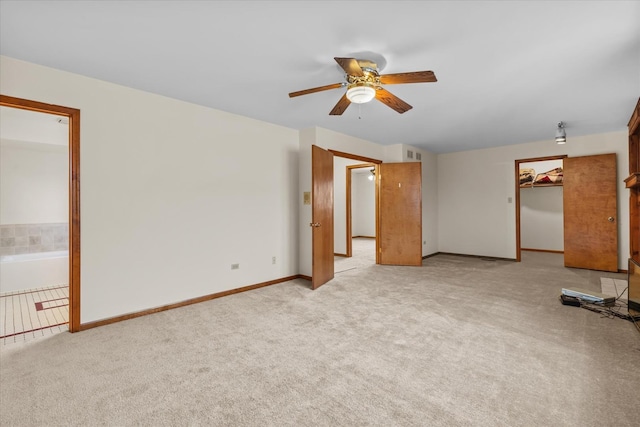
379 70 437 85
329 93 351 115
375 88 413 114
289 83 343 98
334 57 364 76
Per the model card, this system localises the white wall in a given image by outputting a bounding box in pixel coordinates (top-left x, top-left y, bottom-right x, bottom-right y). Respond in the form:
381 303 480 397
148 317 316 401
520 159 564 251
297 128 314 277
438 131 629 269
520 186 564 250
0 139 68 224
1 56 299 324
352 172 375 237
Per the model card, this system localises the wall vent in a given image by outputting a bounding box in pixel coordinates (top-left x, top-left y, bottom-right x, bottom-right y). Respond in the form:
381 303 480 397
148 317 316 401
416 152 422 161
407 150 414 159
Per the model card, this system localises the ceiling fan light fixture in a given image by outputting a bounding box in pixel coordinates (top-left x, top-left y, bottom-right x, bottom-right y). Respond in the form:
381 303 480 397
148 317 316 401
346 84 376 104
555 121 566 144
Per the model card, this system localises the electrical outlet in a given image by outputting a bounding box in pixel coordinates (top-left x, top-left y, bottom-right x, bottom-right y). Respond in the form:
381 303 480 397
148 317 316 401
231 263 239 270
423 241 426 245
272 256 276 264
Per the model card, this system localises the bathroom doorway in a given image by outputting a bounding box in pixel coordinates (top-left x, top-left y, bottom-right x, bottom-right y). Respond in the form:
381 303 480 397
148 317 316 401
0 95 80 341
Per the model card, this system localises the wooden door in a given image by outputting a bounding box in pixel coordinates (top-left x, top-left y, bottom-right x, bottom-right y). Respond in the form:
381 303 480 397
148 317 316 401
311 145 334 289
378 162 422 266
564 153 618 271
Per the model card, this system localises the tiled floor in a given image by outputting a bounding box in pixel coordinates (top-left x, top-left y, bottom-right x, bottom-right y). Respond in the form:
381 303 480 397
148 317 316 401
600 277 629 301
0 285 68 345
600 277 629 316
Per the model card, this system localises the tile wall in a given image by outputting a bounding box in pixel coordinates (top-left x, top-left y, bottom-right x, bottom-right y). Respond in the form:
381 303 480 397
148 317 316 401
0 223 68 256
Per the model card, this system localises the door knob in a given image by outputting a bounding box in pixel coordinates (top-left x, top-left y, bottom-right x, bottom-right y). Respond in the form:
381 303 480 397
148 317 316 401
608 217 615 222
309 222 321 227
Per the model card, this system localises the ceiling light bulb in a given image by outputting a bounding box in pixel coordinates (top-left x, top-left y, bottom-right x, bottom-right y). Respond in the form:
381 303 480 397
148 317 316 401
346 85 376 104
555 121 566 144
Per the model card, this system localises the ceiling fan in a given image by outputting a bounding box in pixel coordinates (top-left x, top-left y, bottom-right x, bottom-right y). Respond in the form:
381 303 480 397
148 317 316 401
288 57 437 115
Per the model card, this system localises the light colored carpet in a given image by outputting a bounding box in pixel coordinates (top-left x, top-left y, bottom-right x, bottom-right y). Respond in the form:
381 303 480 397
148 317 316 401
334 237 376 273
1 252 638 426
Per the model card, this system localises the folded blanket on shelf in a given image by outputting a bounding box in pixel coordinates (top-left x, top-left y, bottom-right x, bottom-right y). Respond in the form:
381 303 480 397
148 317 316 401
534 167 563 184
519 168 535 185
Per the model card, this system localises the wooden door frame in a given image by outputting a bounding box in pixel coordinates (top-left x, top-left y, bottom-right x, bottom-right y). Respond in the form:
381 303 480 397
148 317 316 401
328 149 382 262
514 154 566 262
345 163 376 257
1 95 81 332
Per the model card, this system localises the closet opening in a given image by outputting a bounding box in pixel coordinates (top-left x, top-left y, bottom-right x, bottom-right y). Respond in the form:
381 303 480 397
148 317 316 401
515 155 567 262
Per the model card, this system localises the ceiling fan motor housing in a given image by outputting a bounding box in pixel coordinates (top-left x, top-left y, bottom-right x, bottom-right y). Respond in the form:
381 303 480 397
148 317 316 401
345 68 380 103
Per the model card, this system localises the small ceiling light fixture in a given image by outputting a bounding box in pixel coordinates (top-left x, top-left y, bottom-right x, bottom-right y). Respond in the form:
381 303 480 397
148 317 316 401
346 84 376 104
555 121 566 144
368 168 375 181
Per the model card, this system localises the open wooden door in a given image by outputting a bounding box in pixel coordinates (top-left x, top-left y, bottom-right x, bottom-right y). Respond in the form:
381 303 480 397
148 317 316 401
378 162 422 266
311 145 334 289
564 153 618 271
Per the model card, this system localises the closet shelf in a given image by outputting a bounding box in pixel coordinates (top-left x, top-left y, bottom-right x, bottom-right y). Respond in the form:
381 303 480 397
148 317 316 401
520 182 563 188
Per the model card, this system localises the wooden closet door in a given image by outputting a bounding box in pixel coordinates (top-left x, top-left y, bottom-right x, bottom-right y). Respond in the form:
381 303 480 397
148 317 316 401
563 153 618 271
378 162 422 266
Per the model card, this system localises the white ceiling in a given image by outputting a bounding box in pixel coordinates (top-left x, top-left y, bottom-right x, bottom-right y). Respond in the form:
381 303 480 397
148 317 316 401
1 1 638 153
